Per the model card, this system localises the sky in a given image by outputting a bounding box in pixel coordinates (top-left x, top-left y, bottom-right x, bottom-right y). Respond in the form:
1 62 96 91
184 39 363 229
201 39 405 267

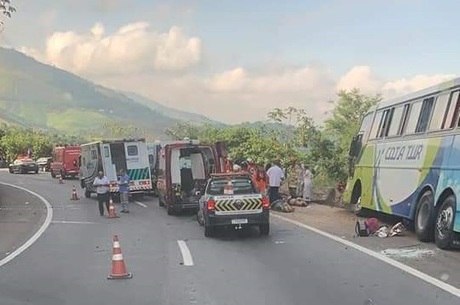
0 0 459 123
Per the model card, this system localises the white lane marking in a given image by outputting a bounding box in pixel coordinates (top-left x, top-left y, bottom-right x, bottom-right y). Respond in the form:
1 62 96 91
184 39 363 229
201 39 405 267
51 220 96 225
177 240 194 266
134 201 148 208
0 182 53 268
272 214 460 298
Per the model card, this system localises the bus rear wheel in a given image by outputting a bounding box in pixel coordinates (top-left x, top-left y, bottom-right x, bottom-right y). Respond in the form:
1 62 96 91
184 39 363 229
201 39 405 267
435 195 456 250
415 190 435 242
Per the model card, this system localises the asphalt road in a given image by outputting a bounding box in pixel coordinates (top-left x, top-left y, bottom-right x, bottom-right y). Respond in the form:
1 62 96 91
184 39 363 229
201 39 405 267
0 171 458 305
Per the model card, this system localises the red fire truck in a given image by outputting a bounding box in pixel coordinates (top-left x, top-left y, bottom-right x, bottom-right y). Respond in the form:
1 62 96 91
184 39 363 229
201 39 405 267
50 145 81 179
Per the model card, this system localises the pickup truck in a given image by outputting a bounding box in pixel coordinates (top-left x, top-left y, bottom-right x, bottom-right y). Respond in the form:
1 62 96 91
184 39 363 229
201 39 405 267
197 172 270 237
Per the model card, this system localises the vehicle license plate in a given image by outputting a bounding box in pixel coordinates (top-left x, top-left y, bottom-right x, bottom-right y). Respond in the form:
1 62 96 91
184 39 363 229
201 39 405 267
232 219 248 224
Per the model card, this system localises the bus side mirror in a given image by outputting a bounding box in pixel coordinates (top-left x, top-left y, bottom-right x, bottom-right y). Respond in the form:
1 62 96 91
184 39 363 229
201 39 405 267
349 135 361 157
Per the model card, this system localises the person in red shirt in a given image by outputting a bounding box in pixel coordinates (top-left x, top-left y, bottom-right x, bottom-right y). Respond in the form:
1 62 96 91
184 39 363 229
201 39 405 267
253 166 268 195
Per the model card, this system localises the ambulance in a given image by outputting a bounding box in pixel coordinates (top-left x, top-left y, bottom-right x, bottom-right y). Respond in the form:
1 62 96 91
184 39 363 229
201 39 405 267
79 139 152 198
156 139 228 215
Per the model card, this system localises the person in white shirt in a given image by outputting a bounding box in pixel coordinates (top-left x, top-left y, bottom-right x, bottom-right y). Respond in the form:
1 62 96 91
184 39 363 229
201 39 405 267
267 160 284 203
302 165 313 202
93 171 110 216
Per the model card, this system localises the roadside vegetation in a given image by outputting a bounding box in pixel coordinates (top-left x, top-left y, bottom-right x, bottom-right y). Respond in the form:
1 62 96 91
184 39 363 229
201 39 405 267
166 89 381 187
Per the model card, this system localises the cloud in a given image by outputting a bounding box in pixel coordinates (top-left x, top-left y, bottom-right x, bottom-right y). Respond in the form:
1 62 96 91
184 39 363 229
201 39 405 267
96 63 456 124
336 65 456 99
382 74 456 98
336 65 383 94
23 22 202 76
207 68 248 92
19 26 457 124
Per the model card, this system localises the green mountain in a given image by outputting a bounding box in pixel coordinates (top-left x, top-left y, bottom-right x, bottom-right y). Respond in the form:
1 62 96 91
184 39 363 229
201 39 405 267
0 47 215 139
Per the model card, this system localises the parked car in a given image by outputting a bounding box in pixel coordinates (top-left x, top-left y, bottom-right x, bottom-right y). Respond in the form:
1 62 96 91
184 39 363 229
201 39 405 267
36 157 52 172
9 158 39 174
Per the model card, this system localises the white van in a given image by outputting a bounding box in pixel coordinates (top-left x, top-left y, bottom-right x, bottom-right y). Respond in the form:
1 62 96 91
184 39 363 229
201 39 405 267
79 139 152 198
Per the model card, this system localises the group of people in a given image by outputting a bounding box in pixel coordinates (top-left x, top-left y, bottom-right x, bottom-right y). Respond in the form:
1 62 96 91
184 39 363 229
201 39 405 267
231 158 313 204
92 158 312 215
93 169 131 216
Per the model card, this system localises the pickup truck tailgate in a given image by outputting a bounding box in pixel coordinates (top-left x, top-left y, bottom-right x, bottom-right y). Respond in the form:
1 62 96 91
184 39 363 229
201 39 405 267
214 194 263 215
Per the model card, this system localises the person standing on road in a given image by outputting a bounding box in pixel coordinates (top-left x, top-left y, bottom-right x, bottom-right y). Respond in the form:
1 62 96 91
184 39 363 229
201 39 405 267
267 160 284 203
118 169 130 213
302 165 313 202
93 171 110 216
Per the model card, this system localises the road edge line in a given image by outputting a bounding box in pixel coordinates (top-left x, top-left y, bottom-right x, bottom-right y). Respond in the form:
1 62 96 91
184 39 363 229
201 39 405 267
0 182 53 268
134 201 148 208
272 213 460 298
177 240 194 266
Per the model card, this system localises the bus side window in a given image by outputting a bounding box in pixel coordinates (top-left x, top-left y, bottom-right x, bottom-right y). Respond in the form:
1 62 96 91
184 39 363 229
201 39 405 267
415 97 435 133
377 108 394 138
448 91 460 128
441 90 460 129
397 104 411 135
370 111 383 139
405 100 423 134
430 93 450 131
388 106 403 136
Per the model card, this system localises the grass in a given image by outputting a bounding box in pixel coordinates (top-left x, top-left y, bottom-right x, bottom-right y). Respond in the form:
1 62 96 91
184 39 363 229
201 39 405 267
47 108 109 131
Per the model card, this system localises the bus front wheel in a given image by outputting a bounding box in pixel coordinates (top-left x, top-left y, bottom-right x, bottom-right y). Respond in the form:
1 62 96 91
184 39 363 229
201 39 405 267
435 195 456 249
415 190 435 242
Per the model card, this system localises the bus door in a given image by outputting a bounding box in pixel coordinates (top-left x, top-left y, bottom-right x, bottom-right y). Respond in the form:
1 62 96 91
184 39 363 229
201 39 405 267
348 133 363 178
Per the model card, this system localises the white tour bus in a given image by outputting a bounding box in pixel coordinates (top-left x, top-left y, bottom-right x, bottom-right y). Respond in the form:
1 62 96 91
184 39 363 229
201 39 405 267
344 78 460 249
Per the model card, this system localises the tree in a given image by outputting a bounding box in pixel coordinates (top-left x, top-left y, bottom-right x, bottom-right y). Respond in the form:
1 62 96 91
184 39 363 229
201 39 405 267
0 0 15 28
325 89 380 148
165 122 204 140
0 126 54 163
323 89 381 181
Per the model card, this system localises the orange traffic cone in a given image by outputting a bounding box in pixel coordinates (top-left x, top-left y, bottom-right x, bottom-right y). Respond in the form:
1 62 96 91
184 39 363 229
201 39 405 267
107 198 119 218
107 235 132 280
70 185 79 200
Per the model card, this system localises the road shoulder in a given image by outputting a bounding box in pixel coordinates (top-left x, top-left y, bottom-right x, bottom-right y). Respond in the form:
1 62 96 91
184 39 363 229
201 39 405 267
272 203 460 289
0 183 49 264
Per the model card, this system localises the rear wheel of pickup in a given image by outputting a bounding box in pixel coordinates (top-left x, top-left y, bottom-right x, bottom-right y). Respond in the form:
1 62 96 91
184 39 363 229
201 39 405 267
167 204 175 215
51 170 56 178
259 223 270 236
204 224 214 237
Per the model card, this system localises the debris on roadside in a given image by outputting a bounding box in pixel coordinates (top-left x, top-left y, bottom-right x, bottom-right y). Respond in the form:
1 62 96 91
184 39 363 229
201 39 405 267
271 199 295 213
381 246 435 259
374 222 406 238
287 197 309 207
354 218 406 238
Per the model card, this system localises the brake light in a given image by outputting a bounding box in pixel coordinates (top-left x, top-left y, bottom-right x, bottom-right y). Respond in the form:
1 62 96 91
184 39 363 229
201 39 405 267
262 196 270 209
207 199 216 212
